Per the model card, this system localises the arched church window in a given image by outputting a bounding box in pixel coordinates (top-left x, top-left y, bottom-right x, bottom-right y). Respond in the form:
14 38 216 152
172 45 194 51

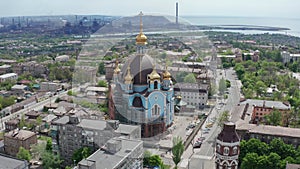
224 147 229 155
154 81 158 89
233 146 238 155
133 96 143 107
217 144 221 152
152 104 160 116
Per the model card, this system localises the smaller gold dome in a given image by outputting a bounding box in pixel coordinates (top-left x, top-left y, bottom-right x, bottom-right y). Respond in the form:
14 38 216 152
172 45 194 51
163 69 171 80
149 68 160 80
136 33 147 45
114 60 121 74
176 95 182 99
124 67 133 83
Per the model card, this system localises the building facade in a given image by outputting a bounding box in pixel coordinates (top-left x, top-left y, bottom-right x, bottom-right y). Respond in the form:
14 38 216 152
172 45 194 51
174 83 208 109
4 129 37 156
215 122 240 169
282 51 300 64
50 115 140 165
78 137 143 169
108 13 174 138
0 73 17 83
240 99 291 125
236 120 300 148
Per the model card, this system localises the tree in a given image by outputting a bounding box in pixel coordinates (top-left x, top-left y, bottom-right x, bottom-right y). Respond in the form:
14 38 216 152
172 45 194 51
31 142 46 161
19 115 26 129
17 147 31 161
183 73 196 83
41 151 63 169
97 80 108 87
265 109 282 126
218 77 227 95
46 139 52 152
143 150 164 167
217 111 230 127
72 147 92 164
172 136 184 169
175 72 188 83
269 138 296 160
241 153 259 169
98 62 105 75
234 63 245 79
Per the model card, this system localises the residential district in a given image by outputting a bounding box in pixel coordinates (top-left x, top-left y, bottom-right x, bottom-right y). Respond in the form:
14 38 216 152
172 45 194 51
0 12 300 169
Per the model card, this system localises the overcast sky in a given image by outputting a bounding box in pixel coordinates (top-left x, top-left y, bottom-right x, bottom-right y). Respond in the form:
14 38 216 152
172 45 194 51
1 0 299 18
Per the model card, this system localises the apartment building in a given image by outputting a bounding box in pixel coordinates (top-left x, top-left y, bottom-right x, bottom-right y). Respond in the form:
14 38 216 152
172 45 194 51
174 83 209 109
78 137 143 169
50 116 141 165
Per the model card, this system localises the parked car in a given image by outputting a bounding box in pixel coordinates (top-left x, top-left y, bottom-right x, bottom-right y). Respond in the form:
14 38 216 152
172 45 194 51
197 137 206 142
193 141 202 148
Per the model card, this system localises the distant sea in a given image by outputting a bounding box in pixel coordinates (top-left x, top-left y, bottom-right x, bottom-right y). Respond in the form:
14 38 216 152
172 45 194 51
182 16 300 37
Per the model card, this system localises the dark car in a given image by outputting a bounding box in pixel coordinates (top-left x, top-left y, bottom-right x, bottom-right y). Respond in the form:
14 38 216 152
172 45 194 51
193 141 202 148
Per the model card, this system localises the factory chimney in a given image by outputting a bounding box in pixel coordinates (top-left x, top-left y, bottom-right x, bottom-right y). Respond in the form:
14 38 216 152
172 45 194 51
176 2 178 24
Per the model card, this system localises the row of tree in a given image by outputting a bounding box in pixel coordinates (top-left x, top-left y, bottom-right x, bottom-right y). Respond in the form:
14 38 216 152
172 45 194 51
240 138 300 169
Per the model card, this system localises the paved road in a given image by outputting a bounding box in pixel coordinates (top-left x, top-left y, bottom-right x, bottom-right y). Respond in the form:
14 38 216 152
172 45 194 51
180 67 242 168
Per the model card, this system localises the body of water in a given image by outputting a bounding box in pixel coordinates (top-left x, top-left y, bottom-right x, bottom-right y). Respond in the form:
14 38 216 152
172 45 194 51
182 16 300 37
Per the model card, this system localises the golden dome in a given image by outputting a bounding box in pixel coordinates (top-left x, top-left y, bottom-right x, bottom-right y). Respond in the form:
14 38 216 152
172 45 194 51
149 68 160 80
136 33 147 45
124 67 133 83
114 60 121 74
176 95 182 99
162 66 171 80
136 11 147 45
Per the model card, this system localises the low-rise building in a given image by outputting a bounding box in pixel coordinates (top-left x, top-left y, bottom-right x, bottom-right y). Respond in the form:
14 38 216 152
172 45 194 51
174 83 209 109
11 84 28 97
0 153 29 169
55 55 70 62
78 137 143 169
286 163 300 169
0 64 12 75
40 82 61 92
236 120 300 147
240 99 291 125
4 119 19 132
281 51 300 64
0 73 17 83
4 129 37 156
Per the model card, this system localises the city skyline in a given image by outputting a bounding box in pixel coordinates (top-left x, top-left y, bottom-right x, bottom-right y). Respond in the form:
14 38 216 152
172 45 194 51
1 0 300 19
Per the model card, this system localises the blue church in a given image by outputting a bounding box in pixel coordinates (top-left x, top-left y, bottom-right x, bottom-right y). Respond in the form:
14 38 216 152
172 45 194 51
108 12 174 137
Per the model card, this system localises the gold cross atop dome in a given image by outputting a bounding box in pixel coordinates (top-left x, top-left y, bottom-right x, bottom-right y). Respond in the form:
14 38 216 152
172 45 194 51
136 11 147 45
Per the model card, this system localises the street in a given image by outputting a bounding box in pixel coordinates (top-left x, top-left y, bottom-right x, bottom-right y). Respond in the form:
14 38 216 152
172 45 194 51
179 67 242 168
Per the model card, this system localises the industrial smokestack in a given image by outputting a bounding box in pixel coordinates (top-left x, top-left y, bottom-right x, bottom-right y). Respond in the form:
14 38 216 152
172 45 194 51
176 2 178 24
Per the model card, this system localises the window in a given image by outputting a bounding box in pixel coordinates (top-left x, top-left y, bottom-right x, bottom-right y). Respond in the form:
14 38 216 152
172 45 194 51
133 97 143 107
217 144 221 152
224 147 229 155
152 104 161 116
154 81 158 89
233 146 238 154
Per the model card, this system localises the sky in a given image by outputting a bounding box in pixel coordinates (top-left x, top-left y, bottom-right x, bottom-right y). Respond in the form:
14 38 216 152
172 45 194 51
0 0 299 18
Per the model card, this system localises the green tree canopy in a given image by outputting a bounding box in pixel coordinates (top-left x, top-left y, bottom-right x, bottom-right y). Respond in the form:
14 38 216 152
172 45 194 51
41 151 63 169
183 73 197 83
72 147 92 164
97 80 108 87
217 111 230 127
265 109 282 126
218 77 227 95
172 136 184 168
17 147 31 161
